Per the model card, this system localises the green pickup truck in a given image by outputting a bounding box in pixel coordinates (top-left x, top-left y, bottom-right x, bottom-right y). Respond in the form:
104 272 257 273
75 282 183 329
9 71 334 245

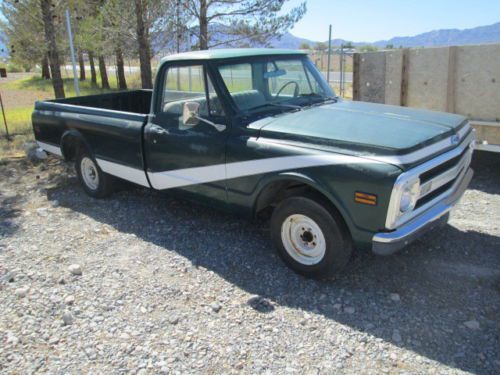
33 48 475 278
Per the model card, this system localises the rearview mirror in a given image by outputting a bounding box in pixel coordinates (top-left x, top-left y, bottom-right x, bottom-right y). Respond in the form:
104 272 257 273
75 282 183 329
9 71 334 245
264 69 287 79
182 102 200 126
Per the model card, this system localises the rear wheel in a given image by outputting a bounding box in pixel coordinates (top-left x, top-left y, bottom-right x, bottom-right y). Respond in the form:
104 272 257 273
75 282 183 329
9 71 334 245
271 196 352 279
75 148 114 198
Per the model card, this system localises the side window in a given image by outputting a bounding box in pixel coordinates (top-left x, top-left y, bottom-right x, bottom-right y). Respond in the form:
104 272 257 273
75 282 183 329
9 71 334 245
161 65 223 117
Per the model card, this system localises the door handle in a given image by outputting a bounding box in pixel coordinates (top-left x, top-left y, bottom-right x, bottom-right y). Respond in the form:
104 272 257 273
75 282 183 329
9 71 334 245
150 125 169 135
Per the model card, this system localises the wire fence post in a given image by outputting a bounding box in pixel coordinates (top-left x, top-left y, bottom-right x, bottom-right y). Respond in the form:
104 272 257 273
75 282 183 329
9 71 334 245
0 91 10 141
327 24 332 85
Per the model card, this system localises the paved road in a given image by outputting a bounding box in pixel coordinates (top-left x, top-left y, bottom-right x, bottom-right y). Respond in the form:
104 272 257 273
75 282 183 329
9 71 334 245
321 71 353 83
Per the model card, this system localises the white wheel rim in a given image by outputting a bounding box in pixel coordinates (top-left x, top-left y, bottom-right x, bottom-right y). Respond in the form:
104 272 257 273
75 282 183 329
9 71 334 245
281 214 326 265
81 157 99 190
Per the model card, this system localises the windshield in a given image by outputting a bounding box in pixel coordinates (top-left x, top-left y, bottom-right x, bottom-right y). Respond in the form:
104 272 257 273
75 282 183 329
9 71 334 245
216 56 335 114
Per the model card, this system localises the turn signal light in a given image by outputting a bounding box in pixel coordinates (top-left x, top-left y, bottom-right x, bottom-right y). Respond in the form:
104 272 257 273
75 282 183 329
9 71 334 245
355 191 377 205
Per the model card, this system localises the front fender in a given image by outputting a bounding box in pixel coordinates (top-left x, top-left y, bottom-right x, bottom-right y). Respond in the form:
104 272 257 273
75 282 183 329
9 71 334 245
252 170 355 233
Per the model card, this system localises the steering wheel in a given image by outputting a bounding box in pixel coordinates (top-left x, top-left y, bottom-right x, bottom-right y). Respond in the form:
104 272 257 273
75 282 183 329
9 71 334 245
274 81 300 99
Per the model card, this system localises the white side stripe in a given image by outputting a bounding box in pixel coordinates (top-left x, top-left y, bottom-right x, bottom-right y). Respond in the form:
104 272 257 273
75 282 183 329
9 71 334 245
226 153 375 179
148 164 226 190
37 141 382 191
147 153 381 190
37 141 63 156
96 159 150 187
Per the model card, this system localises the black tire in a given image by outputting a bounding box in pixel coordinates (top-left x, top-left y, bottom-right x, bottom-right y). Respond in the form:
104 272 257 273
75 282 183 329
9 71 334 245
75 147 114 198
270 196 352 279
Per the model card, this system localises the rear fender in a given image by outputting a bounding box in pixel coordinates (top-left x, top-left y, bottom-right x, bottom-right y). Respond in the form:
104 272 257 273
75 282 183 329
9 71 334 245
60 129 93 161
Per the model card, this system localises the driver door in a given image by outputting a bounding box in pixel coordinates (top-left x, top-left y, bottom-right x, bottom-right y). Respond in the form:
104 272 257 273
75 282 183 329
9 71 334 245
144 63 229 205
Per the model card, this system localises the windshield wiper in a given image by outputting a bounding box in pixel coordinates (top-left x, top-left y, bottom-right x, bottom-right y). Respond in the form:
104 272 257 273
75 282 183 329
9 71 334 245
246 102 302 112
300 93 337 101
299 93 338 107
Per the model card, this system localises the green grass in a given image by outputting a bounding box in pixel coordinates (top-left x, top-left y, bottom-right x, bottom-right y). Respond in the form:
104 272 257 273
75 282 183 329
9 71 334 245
0 107 33 135
4 73 142 97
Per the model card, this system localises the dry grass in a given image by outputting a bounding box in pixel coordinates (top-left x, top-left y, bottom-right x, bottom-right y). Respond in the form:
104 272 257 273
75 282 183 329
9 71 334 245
0 133 33 161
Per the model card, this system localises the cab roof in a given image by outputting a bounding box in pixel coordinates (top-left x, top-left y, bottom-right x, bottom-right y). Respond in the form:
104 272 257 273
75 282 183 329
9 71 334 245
160 48 307 63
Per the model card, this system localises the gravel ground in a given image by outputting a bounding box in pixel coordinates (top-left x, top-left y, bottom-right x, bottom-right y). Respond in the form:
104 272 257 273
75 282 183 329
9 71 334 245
0 151 499 374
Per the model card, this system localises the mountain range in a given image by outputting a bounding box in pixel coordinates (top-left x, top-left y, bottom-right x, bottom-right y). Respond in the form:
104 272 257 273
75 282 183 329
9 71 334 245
1 22 499 58
271 22 500 49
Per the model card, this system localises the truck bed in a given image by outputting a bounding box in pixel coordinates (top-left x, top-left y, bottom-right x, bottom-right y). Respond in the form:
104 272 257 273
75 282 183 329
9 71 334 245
44 89 152 114
33 90 153 182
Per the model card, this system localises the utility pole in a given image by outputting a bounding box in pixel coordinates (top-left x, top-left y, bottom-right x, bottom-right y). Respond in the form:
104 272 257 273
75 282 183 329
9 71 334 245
65 9 80 96
176 0 181 53
327 25 332 85
339 44 344 97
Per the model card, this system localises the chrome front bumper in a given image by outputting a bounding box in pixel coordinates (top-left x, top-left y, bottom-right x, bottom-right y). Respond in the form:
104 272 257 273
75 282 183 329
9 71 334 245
372 167 473 255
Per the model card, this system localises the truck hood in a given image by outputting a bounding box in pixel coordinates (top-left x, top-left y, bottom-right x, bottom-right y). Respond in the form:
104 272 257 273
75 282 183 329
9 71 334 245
249 100 469 169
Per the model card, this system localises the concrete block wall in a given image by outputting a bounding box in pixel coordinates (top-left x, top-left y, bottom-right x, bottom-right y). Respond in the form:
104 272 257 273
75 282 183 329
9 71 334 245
353 44 500 122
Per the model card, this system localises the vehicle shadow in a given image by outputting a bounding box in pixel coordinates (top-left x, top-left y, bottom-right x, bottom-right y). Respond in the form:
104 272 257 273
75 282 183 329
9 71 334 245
0 192 21 238
45 166 499 375
0 159 25 238
470 151 500 195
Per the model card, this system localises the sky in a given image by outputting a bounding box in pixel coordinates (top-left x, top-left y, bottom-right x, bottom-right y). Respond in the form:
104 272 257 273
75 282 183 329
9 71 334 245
282 0 500 42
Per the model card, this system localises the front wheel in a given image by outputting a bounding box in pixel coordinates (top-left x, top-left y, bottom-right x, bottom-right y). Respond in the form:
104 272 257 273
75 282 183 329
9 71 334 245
271 196 352 279
75 148 114 198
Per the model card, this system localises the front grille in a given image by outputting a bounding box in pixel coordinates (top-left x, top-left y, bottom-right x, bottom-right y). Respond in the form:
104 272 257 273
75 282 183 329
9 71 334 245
416 142 472 205
416 179 455 208
419 146 469 184
385 127 475 230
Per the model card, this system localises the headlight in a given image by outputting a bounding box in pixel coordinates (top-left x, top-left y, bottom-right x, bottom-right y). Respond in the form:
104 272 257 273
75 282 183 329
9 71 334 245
399 179 420 213
386 178 421 229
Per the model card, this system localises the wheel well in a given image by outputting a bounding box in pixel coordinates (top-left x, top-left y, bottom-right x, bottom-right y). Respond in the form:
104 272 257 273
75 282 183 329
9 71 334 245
61 135 83 161
255 180 339 218
255 179 353 243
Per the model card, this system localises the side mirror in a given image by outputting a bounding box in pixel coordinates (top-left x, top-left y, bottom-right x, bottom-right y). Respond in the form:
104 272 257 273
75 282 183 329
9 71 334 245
182 102 200 126
181 101 227 132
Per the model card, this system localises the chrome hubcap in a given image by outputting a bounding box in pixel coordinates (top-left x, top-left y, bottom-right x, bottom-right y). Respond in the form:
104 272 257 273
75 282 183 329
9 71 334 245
81 157 99 190
281 214 326 265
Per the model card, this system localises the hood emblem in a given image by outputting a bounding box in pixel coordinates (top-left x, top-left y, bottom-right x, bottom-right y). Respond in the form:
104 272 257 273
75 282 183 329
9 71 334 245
450 134 460 145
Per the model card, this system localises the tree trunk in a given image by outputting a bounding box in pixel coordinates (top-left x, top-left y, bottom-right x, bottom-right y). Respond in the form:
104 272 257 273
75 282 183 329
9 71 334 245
40 0 65 98
88 51 97 86
115 48 127 90
78 49 86 81
134 0 153 89
199 0 209 50
98 56 110 89
41 55 50 79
